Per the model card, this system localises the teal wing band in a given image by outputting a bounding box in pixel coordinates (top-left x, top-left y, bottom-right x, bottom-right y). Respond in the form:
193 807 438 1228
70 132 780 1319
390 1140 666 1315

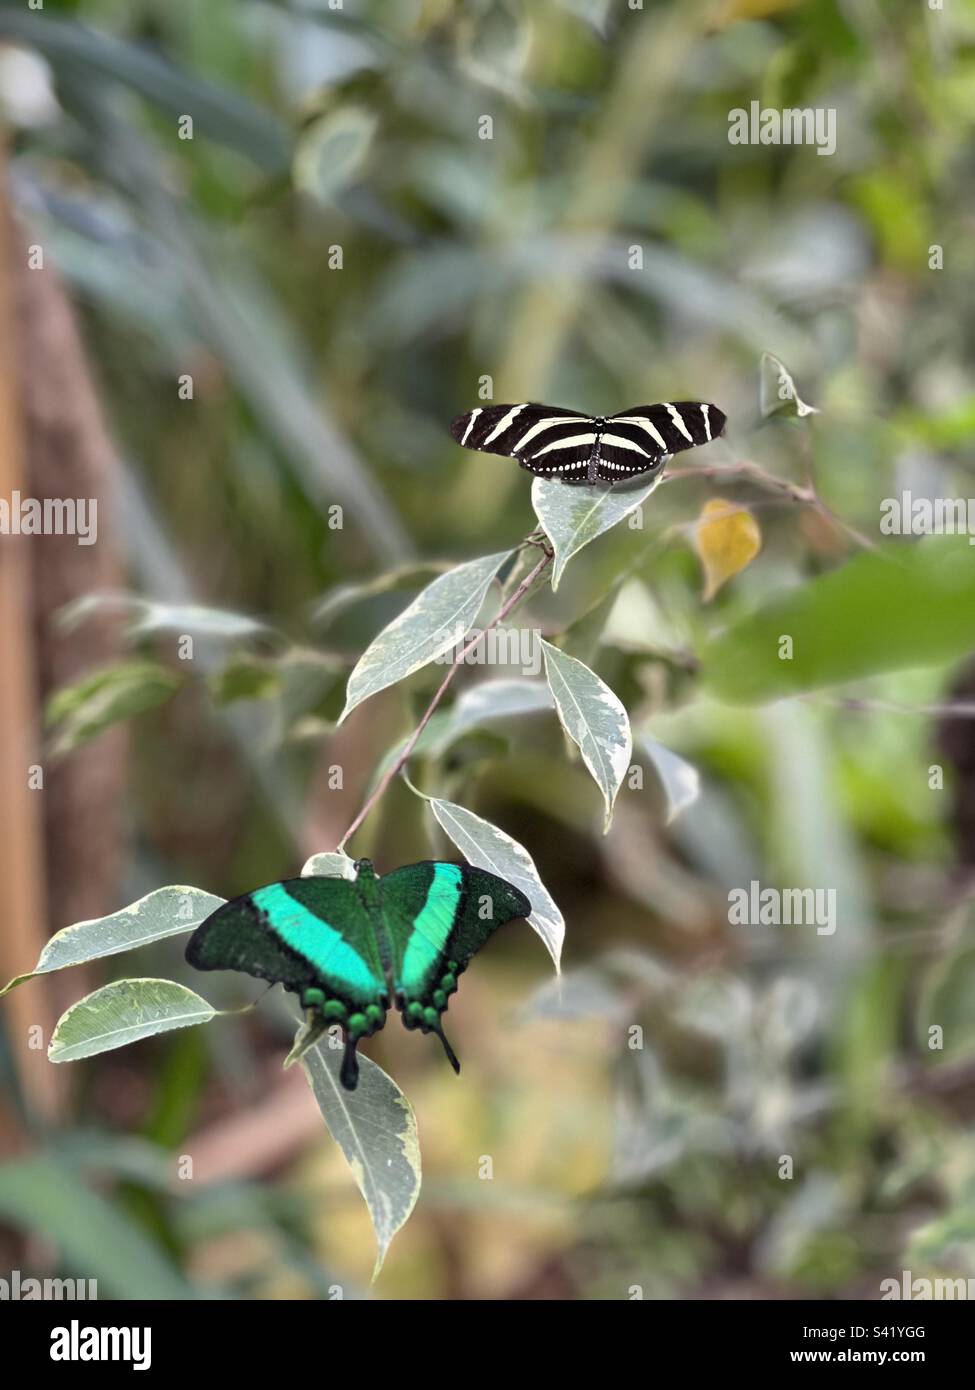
380 861 531 1009
379 861 530 1075
186 878 384 1001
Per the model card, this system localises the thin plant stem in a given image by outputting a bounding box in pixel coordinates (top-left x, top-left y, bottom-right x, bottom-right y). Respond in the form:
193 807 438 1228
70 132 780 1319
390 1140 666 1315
663 457 877 550
336 544 553 851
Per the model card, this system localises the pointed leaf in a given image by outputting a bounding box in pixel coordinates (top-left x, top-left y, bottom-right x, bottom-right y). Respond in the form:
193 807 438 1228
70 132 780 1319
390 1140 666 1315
917 940 975 1062
532 474 663 590
339 551 511 723
47 660 182 752
541 639 631 832
0 886 224 997
58 592 272 641
48 979 217 1063
302 1042 421 1278
284 1013 332 1069
426 797 564 970
311 562 450 630
293 105 378 206
693 498 762 601
640 736 700 824
431 677 554 753
759 351 819 419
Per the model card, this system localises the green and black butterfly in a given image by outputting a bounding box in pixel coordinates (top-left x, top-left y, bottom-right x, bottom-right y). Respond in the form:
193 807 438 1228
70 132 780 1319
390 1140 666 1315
185 858 532 1091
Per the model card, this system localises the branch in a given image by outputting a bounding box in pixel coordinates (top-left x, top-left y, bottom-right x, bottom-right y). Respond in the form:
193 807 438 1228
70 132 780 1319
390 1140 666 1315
336 543 553 851
662 458 877 550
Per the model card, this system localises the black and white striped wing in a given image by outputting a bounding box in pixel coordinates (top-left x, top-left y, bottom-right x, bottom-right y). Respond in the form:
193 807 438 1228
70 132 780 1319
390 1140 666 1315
450 402 597 481
599 402 725 481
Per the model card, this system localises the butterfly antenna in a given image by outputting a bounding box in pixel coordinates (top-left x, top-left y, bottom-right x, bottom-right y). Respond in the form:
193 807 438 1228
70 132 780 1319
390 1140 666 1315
340 1036 360 1091
434 1023 461 1076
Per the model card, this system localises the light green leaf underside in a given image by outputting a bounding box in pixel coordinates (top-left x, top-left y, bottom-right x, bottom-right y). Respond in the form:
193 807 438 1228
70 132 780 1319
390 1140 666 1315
916 936 975 1063
541 639 631 832
364 678 554 793
58 590 272 641
640 735 701 825
302 1042 421 1279
293 105 378 206
48 978 217 1063
759 351 818 419
426 796 564 971
301 851 357 879
430 677 554 753
339 550 512 723
47 660 183 754
0 885 224 997
284 1012 333 1068
532 475 662 591
311 561 452 630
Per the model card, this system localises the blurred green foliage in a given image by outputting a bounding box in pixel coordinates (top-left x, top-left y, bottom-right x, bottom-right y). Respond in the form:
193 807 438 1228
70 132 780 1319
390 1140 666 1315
2 0 975 1299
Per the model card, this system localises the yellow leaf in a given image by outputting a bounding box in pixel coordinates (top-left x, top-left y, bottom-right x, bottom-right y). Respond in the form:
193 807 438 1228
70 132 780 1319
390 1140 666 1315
694 499 762 601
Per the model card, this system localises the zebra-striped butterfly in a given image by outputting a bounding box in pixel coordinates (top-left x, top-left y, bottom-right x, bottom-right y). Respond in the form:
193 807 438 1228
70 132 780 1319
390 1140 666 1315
450 400 726 486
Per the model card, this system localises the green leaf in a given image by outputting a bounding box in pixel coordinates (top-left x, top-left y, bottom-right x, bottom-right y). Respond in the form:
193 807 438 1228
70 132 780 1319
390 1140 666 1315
425 797 564 970
274 649 344 724
640 735 700 825
338 551 512 723
48 979 217 1063
208 654 280 705
0 12 290 173
702 537 975 703
541 639 631 832
59 592 272 642
0 1155 190 1300
532 476 662 590
46 660 182 753
457 2 532 100
293 105 378 206
312 562 451 630
0 885 224 997
558 584 620 663
302 1042 421 1278
906 1191 975 1265
759 351 819 420
283 1012 333 1070
430 677 554 754
917 938 975 1063
362 679 552 792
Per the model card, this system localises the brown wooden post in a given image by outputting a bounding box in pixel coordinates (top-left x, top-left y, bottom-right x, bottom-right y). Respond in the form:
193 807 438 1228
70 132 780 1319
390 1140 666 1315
0 149 61 1137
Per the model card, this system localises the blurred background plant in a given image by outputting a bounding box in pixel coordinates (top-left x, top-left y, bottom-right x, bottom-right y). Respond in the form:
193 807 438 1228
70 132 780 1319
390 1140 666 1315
2 0 975 1299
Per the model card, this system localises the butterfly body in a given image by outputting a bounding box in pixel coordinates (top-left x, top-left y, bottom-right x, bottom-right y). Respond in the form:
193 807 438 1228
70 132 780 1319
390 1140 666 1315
185 858 531 1090
450 400 726 485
